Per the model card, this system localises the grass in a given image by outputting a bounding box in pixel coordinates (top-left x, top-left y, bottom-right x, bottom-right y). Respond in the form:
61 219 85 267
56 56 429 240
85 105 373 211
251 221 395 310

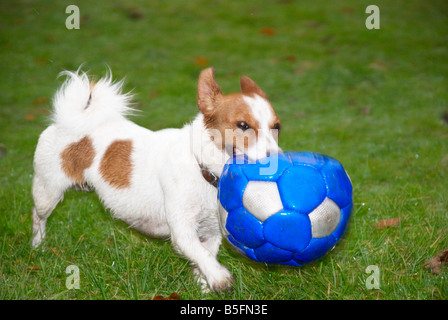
1 0 448 300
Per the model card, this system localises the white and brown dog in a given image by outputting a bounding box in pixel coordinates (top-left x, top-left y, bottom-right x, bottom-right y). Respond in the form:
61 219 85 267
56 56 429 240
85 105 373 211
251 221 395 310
31 67 281 292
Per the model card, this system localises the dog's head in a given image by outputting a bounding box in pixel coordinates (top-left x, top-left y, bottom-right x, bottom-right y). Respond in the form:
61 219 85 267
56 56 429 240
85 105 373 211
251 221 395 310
197 67 281 161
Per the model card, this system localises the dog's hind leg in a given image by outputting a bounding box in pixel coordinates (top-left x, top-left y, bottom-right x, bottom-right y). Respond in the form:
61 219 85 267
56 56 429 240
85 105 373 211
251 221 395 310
31 175 66 248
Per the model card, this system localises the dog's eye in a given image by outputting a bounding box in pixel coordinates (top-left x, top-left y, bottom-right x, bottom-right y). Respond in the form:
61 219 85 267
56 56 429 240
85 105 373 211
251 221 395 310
236 121 250 131
273 122 281 132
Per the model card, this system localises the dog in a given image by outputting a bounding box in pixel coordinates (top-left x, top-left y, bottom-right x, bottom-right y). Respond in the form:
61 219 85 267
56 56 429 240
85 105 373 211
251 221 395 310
31 67 281 292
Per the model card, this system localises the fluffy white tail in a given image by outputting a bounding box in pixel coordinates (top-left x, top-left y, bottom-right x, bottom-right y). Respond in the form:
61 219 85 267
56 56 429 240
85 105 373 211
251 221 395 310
51 69 135 134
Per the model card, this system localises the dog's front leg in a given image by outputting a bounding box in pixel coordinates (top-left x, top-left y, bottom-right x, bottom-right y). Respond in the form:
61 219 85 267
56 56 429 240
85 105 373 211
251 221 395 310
165 200 233 293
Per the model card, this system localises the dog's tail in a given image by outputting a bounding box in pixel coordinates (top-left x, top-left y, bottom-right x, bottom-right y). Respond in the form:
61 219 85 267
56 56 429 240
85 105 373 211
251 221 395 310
51 68 135 134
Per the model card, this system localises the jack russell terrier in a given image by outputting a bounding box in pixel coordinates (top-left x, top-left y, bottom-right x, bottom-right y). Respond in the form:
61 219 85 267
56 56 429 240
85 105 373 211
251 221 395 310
31 67 281 292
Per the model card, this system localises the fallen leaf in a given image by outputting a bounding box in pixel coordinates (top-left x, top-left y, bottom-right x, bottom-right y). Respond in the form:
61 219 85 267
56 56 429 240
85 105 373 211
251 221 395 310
25 114 36 122
375 217 401 228
28 266 40 271
194 56 209 67
284 55 297 62
44 35 56 43
33 96 48 106
424 248 448 275
260 27 276 36
153 292 180 300
341 7 355 14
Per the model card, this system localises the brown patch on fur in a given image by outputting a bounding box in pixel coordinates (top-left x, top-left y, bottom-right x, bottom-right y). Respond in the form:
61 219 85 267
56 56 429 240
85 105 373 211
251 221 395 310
99 140 133 189
204 93 259 151
61 136 95 185
84 81 97 110
240 75 267 99
197 67 222 116
197 67 280 152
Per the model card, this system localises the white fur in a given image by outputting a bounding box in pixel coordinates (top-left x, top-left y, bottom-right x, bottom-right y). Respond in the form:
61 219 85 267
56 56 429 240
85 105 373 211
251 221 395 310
243 94 281 160
31 70 280 293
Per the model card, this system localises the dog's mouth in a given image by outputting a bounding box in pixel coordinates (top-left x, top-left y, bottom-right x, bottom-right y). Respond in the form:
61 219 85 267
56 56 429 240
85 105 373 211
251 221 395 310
232 146 243 156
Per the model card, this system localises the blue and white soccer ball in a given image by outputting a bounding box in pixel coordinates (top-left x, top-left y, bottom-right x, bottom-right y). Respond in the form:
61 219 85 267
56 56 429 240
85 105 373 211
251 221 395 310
218 152 353 266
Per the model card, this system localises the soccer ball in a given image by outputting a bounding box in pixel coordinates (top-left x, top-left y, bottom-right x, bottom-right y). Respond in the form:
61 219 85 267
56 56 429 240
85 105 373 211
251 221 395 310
218 152 353 266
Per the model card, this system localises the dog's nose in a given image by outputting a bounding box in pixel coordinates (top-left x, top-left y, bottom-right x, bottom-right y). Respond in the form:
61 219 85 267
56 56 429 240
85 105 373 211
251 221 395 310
266 151 270 157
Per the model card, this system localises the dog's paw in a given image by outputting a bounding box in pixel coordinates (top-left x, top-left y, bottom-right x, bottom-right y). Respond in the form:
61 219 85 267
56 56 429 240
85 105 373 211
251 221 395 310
206 265 234 294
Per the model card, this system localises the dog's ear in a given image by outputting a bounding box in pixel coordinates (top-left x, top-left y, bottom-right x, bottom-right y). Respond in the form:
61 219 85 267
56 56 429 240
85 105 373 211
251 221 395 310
197 67 222 115
240 75 267 99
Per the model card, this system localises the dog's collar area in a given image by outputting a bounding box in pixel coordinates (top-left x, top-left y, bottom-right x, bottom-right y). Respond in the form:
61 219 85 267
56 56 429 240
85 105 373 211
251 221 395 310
198 163 219 188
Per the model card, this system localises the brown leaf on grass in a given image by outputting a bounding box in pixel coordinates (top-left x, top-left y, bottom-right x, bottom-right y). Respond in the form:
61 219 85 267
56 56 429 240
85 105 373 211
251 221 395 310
25 114 36 122
341 7 355 15
283 55 297 62
44 35 56 43
33 96 48 106
424 248 448 275
153 292 180 300
260 27 276 36
28 266 40 271
194 56 209 67
375 217 401 228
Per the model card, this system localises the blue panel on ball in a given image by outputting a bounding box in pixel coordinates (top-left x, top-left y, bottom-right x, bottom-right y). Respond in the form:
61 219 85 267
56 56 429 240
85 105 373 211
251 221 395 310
242 153 292 182
218 162 249 212
277 165 327 214
293 235 337 264
280 259 303 267
286 152 327 170
263 211 312 252
320 159 353 209
254 242 293 263
226 207 265 249
227 235 258 262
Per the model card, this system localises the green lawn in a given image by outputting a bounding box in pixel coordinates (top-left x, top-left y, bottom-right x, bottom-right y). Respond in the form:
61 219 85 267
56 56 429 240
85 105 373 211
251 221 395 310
1 0 447 300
